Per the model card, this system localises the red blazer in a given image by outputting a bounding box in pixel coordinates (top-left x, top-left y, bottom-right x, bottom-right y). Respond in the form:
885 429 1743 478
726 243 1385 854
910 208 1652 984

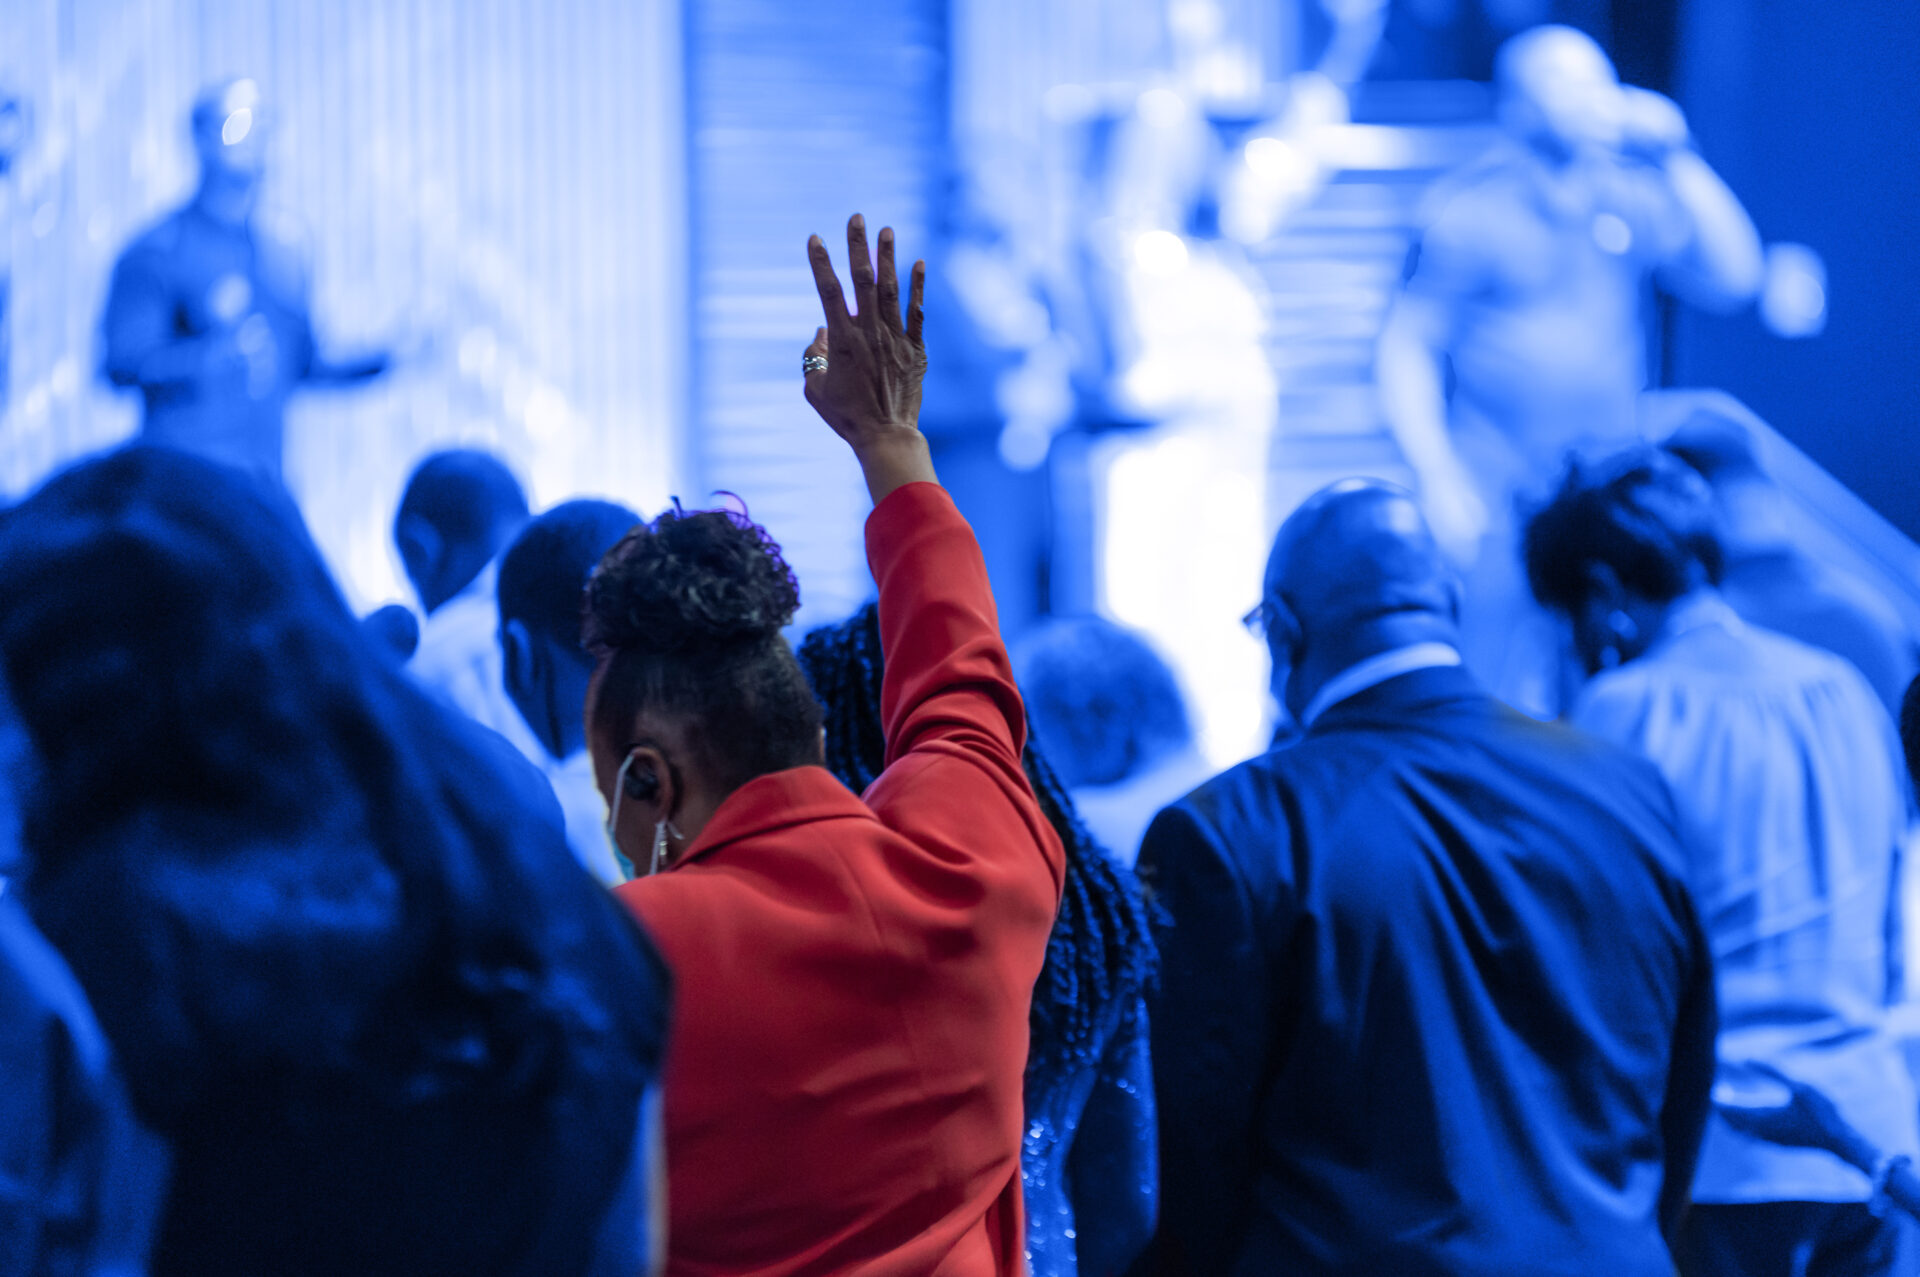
617 483 1066 1276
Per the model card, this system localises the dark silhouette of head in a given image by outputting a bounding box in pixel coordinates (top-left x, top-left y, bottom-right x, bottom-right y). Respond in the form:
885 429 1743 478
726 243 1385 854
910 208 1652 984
394 449 529 615
1523 446 1724 675
1012 616 1192 789
1257 479 1461 721
0 444 667 1274
796 602 1158 1083
584 502 824 865
360 603 421 664
498 500 641 761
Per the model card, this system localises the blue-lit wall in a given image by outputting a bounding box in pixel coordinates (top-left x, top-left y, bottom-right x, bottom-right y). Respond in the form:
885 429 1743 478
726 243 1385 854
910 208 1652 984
1672 0 1920 539
1 0 687 608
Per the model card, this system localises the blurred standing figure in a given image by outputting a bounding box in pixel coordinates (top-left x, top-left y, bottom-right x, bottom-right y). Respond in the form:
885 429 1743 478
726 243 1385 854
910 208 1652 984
1661 396 1917 723
1139 478 1715 1275
395 448 539 758
100 79 390 484
1013 616 1211 867
498 499 644 886
1377 25 1763 715
1525 450 1918 1277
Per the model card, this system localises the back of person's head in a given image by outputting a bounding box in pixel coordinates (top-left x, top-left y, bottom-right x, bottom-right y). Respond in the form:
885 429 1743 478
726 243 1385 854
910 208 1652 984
1523 446 1724 616
394 449 529 610
500 500 642 659
1266 480 1459 650
1011 617 1192 789
1494 24 1621 152
797 603 1158 1085
585 502 822 796
0 446 666 1270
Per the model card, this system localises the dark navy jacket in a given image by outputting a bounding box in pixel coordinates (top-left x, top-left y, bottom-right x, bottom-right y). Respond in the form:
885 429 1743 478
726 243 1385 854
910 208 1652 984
1135 665 1716 1277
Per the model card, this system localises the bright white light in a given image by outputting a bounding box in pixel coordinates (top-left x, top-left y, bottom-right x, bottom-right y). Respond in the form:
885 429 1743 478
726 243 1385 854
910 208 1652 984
1245 136 1310 185
1590 212 1632 255
525 384 569 440
1102 428 1271 769
222 108 254 146
1132 229 1190 277
1761 241 1829 338
1138 87 1189 128
457 327 499 377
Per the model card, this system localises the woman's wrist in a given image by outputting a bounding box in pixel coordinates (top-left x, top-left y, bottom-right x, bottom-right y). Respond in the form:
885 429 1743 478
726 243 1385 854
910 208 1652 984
856 431 937 505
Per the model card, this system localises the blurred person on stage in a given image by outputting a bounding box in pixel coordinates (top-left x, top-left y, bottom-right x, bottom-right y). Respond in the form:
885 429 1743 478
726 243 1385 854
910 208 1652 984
1013 615 1212 868
0 446 671 1276
99 79 395 486
799 602 1161 1277
1376 24 1763 715
595 216 1061 1274
1525 448 1917 1277
498 499 645 886
1138 477 1715 1275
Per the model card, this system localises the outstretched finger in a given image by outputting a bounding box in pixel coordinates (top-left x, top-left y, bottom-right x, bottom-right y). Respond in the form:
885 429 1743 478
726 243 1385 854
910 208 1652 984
847 214 877 321
905 260 926 345
807 235 850 326
875 227 901 333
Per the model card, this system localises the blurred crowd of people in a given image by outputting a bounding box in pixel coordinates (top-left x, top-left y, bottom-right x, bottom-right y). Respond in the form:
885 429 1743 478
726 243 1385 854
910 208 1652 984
5 22 1920 1277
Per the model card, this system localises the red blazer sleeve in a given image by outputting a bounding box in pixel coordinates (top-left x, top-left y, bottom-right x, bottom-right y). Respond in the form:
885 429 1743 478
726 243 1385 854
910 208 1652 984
864 482 1065 895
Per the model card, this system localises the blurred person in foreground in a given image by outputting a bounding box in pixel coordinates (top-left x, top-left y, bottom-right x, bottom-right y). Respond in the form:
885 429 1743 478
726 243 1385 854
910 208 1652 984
1136 477 1716 1276
799 603 1159 1277
100 79 392 486
1662 395 1917 723
0 445 672 1276
591 216 1061 1274
1377 24 1763 716
1525 448 1917 1277
0 687 166 1276
498 499 643 886
1014 615 1212 868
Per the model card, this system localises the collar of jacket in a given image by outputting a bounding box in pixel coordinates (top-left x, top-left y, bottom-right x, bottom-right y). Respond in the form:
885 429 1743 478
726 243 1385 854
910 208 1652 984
1305 662 1486 733
665 766 873 870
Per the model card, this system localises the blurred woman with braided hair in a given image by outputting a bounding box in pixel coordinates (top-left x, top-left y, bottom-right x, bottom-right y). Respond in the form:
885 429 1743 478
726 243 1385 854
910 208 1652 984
798 602 1160 1277
591 216 1064 1276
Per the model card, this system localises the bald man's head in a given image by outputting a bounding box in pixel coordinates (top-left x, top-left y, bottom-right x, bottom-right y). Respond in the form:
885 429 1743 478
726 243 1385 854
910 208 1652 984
1260 480 1460 712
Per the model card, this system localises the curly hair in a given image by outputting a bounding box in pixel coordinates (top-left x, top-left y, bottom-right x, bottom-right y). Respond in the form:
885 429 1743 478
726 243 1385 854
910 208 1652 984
796 603 1159 1077
586 502 822 795
1523 446 1725 616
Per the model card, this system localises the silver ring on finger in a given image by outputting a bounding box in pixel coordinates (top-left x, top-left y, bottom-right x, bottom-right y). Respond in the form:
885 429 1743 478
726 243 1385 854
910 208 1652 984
803 354 829 376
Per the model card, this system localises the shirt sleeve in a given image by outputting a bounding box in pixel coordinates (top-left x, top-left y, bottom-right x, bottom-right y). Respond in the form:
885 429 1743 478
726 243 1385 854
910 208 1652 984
99 245 181 389
1134 801 1269 1275
862 482 1065 895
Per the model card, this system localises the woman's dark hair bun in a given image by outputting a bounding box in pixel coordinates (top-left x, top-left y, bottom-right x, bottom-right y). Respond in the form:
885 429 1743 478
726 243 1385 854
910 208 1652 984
585 502 800 655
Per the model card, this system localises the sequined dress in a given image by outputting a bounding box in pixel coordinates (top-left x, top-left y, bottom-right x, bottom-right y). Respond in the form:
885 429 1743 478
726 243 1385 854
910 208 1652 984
1021 994 1157 1277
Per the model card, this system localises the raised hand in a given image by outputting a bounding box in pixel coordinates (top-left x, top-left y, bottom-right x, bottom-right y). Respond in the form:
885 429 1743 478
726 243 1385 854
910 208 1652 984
804 214 936 503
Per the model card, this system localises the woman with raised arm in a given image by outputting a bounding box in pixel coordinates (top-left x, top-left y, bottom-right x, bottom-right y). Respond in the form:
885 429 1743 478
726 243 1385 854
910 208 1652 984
591 215 1066 1275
